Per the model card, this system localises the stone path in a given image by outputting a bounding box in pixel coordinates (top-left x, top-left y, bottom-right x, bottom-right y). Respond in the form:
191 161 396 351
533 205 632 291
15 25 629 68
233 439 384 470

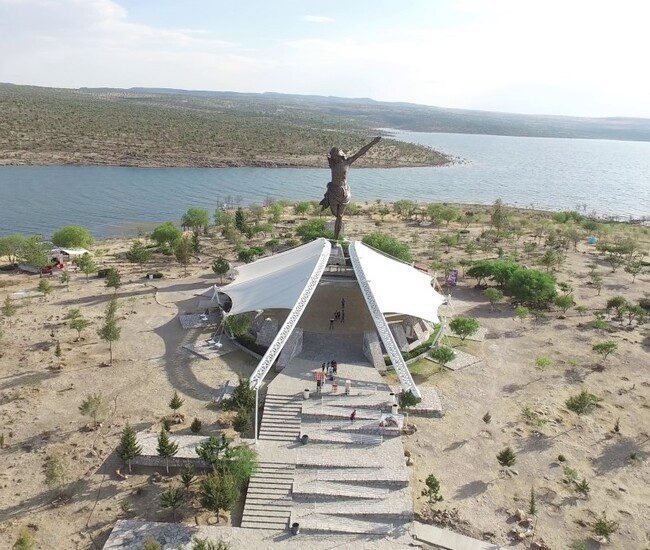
413 521 506 549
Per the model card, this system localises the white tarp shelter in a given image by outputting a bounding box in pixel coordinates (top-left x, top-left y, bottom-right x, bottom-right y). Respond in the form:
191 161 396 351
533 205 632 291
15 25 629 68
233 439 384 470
350 241 445 323
215 238 332 317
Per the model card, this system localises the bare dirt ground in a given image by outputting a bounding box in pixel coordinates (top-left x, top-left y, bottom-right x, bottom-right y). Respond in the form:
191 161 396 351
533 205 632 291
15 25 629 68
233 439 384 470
0 203 648 549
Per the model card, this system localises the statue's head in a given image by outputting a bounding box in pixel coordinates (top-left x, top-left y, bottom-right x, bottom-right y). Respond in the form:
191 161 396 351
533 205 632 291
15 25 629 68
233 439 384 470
328 147 346 161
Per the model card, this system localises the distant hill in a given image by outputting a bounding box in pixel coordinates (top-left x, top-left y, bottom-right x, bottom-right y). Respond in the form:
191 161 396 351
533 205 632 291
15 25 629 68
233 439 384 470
98 86 650 142
0 84 449 168
1 83 648 170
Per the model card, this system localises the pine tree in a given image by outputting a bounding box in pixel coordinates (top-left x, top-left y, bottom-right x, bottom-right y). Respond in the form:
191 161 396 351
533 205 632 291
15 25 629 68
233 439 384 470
105 268 121 294
190 417 202 434
200 471 238 520
79 393 106 428
421 474 443 504
174 236 193 275
70 316 91 341
160 485 184 520
118 424 142 473
98 299 120 364
528 487 537 515
169 391 184 414
2 296 17 317
180 465 196 491
157 429 179 474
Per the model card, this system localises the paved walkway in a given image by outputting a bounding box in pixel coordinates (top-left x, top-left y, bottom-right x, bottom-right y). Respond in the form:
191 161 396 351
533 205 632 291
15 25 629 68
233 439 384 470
413 521 506 550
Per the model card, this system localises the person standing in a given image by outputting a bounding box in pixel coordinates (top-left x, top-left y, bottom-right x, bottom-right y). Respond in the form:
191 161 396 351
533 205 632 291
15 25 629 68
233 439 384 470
329 317 334 330
321 362 326 373
350 409 356 422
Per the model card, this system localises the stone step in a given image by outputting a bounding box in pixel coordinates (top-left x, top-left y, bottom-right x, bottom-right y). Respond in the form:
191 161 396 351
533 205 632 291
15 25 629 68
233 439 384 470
302 404 381 420
311 468 408 484
302 418 400 437
296 454 383 469
300 430 383 446
242 507 291 518
318 393 392 409
259 435 297 441
294 499 411 519
240 519 288 530
293 481 389 500
296 514 394 535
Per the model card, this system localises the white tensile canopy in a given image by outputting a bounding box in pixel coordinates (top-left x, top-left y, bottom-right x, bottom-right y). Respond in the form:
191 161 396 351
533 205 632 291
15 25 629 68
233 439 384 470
350 241 445 323
215 238 332 317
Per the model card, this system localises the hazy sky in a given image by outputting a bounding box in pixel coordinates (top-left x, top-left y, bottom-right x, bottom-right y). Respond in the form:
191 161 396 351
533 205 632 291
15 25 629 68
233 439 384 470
1 0 649 118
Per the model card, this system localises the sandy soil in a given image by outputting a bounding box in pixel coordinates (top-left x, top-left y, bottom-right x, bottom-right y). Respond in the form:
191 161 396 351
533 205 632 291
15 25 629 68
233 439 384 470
0 204 648 549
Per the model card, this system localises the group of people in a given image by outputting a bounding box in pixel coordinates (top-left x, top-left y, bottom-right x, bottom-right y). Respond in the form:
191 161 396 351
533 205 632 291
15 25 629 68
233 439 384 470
321 359 338 380
328 297 346 330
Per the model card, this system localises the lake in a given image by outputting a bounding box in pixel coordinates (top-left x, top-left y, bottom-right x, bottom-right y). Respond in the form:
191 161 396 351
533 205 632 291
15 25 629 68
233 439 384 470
0 131 648 237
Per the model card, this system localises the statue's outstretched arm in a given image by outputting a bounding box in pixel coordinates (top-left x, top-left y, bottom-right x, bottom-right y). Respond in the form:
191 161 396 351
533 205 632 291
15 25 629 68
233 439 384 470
348 136 381 164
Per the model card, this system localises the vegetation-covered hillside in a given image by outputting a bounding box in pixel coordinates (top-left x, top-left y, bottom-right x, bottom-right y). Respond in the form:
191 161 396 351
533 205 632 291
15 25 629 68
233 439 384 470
0 84 450 168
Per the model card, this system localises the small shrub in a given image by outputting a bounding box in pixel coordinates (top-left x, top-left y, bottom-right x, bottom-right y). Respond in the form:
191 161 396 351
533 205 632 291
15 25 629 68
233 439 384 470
233 408 252 435
430 346 455 365
557 454 566 462
13 529 35 550
535 356 552 369
566 390 598 415
398 390 421 409
482 412 492 424
563 465 578 483
421 474 443 504
593 512 618 538
143 538 162 550
496 447 516 467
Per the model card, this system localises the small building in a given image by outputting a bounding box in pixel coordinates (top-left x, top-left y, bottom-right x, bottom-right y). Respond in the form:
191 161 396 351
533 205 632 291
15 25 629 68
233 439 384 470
51 247 89 264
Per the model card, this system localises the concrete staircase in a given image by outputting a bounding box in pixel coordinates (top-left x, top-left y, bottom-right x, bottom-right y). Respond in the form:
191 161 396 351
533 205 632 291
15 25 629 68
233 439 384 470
259 393 301 441
241 462 295 530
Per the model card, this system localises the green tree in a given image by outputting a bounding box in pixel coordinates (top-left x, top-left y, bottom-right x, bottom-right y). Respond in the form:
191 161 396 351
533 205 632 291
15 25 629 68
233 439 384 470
174 235 193 275
421 474 443 504
157 429 179 474
180 465 197 492
393 199 416 220
195 434 231 472
625 304 645 326
19 235 50 268
60 270 70 290
79 393 106 428
190 417 202 434
199 471 239 520
362 232 412 263
98 299 121 364
37 278 53 301
77 252 97 280
233 408 252 435
605 296 628 319
0 233 27 264
466 261 493 286
211 257 230 283
181 208 210 235
624 259 645 282
484 288 504 310
440 205 459 226
169 391 184 414
430 346 455 366
496 447 516 467
507 269 557 307
528 487 537 515
151 222 182 250
234 207 248 233
118 424 142 473
160 485 184 520
449 317 480 341
69 316 91 341
554 294 575 314
105 267 121 293
222 378 255 412
490 199 510 236
52 226 94 248
589 272 603 295
224 314 251 338
214 209 234 229
125 240 152 271
296 219 335 243
2 296 17 317
592 340 617 363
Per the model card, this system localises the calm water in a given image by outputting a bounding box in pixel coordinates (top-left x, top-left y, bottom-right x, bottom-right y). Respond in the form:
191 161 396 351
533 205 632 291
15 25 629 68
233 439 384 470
0 131 648 237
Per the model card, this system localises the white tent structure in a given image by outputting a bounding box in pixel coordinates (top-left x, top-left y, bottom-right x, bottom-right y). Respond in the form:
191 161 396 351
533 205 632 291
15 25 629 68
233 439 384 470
209 237 445 437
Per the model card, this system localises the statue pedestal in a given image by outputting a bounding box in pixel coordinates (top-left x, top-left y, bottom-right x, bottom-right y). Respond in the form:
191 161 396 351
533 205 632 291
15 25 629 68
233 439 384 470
325 220 344 237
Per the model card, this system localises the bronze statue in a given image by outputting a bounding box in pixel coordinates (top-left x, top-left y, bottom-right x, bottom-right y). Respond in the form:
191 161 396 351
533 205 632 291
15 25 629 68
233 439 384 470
320 136 381 239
